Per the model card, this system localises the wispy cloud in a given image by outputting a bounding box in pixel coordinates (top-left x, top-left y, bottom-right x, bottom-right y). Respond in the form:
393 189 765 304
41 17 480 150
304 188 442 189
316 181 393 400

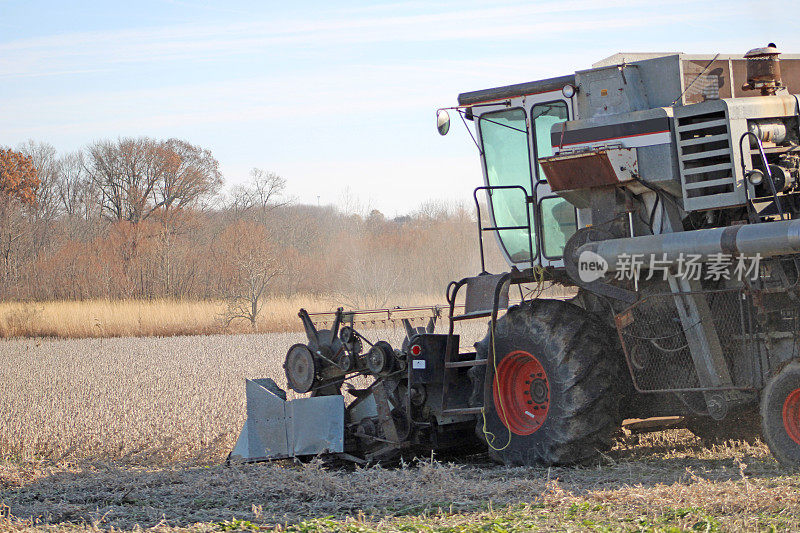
0 0 788 213
0 44 609 139
0 0 715 80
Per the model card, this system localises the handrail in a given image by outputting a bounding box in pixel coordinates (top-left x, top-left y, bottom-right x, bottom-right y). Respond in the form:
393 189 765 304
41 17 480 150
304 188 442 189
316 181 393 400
472 185 535 273
739 131 785 219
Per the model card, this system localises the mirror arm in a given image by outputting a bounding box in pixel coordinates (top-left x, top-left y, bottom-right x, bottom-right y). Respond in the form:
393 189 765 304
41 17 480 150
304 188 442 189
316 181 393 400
458 109 482 155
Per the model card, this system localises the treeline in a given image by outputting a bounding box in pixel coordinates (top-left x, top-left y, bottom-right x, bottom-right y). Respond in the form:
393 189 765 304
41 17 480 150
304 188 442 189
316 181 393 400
1 139 498 309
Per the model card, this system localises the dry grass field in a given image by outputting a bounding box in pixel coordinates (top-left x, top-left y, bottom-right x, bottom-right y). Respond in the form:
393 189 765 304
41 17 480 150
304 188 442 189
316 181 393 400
2 327 800 532
0 288 575 340
0 295 445 339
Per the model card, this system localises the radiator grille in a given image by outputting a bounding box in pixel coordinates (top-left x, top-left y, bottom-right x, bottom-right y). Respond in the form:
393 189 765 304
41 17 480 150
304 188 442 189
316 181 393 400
675 108 738 211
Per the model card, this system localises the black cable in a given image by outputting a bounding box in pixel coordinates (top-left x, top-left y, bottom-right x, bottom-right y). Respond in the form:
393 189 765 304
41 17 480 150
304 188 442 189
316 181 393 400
649 194 661 233
630 174 694 230
632 193 654 234
630 174 682 209
648 339 689 353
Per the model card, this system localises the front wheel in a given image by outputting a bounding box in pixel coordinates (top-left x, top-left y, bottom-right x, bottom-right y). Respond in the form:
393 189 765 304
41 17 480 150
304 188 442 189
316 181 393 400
478 299 626 466
761 362 800 468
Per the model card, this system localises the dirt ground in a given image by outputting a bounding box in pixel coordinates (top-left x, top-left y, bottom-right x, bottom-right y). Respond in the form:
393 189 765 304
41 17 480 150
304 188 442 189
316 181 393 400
2 430 799 532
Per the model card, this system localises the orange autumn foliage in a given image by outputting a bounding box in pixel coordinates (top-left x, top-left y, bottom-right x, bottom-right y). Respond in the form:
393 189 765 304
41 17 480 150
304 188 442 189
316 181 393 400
0 148 39 205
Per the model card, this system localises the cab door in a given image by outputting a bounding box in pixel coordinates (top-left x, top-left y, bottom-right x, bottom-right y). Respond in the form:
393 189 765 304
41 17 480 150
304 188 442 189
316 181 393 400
474 92 577 271
527 96 578 268
476 101 538 268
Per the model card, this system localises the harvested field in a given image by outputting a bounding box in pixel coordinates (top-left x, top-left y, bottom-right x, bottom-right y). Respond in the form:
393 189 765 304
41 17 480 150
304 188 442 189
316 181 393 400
2 435 799 531
1 330 799 532
0 324 484 464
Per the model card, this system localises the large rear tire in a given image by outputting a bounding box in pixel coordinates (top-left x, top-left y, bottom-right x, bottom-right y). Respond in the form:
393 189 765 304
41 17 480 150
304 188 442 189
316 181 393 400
761 361 800 469
477 299 625 466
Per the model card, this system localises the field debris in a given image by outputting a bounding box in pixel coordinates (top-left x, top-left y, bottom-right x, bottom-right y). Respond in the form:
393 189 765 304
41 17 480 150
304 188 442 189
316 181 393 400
2 331 799 531
1 434 799 531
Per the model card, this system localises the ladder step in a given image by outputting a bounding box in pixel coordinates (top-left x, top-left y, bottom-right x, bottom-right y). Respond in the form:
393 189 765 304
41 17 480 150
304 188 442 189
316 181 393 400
452 310 491 321
442 407 483 416
445 358 487 369
482 225 528 231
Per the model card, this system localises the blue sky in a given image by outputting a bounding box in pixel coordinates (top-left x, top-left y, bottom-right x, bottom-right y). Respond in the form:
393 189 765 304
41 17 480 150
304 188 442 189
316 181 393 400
0 0 795 215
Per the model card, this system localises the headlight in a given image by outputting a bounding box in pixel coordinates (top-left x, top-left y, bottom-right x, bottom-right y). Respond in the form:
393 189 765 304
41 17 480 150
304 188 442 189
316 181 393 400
747 169 764 186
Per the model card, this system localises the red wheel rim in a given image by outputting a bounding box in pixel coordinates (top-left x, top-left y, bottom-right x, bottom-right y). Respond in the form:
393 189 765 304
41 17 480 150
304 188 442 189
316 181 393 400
492 350 550 435
782 388 800 446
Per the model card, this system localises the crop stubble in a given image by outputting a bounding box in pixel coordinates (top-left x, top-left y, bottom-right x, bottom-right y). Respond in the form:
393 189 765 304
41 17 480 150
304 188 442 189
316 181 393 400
2 326 800 531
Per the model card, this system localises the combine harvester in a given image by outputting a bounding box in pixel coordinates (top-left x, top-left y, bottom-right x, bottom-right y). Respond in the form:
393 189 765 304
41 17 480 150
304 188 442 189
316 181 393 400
231 44 800 468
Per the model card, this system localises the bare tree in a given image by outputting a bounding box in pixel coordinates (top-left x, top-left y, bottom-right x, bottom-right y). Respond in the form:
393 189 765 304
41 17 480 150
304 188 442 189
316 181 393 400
19 141 60 222
0 137 492 303
336 249 401 309
17 141 69 264
58 151 99 222
0 147 39 295
229 168 287 214
86 137 158 223
413 199 454 221
86 137 222 224
217 220 284 329
156 138 223 221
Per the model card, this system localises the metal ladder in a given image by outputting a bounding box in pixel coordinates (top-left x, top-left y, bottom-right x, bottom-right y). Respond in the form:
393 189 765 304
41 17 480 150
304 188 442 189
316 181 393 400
439 185 535 416
472 184 535 274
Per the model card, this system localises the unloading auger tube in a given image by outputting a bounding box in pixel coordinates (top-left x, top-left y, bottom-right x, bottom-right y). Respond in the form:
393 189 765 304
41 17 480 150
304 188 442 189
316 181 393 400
578 218 800 272
231 43 800 469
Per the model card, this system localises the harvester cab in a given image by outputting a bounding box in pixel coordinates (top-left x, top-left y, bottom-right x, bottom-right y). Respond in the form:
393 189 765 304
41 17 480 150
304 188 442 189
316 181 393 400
231 44 800 469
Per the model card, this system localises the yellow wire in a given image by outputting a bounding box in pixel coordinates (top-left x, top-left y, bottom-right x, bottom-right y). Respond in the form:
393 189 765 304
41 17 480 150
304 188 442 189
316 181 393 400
482 317 512 451
481 265 547 452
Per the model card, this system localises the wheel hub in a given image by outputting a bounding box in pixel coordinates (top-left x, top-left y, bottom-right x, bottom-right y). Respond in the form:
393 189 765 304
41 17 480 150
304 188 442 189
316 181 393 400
530 378 548 404
782 387 800 446
493 350 550 435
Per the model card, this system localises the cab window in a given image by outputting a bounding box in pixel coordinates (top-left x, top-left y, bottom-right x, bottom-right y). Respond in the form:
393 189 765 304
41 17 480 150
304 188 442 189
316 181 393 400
479 108 537 263
531 101 568 181
540 196 577 259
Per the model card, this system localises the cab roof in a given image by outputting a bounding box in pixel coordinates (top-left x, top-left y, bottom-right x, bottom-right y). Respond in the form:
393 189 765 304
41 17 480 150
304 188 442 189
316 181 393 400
457 73 574 106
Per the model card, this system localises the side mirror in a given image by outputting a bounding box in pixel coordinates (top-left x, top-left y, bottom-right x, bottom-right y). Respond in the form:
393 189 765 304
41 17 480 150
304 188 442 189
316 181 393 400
436 109 451 136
